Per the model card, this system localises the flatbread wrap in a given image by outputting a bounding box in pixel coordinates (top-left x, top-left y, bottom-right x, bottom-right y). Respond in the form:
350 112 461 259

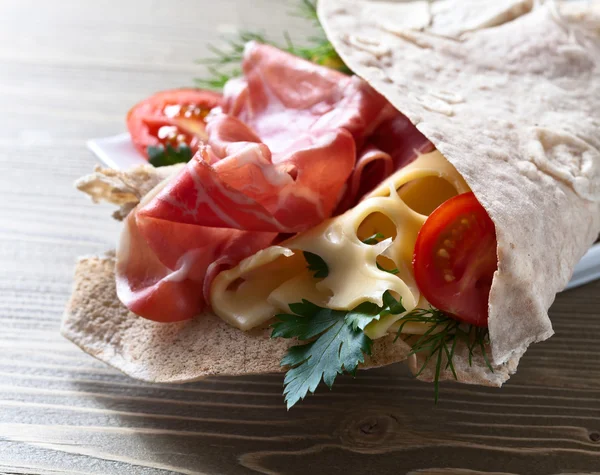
63 0 600 407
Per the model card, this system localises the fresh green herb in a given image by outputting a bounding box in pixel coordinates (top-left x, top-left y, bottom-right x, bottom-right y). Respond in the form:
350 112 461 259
379 290 406 317
303 251 329 279
147 144 192 167
271 291 405 409
376 262 399 275
361 234 400 274
200 31 269 67
395 307 493 403
195 67 240 91
195 31 268 89
271 300 328 339
344 301 384 332
273 287 493 408
345 290 405 332
285 0 350 72
362 233 385 245
276 306 372 409
195 0 350 90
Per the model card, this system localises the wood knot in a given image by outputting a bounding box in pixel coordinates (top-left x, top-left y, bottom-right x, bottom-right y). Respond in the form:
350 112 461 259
336 410 400 452
589 431 600 442
359 419 382 436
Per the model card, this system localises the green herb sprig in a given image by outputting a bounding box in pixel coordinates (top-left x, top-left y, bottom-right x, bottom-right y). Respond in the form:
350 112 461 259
362 233 385 245
361 234 400 275
395 308 493 402
195 31 268 90
377 262 399 275
273 254 493 407
147 144 192 167
285 0 350 72
271 290 406 409
195 0 349 90
303 251 329 279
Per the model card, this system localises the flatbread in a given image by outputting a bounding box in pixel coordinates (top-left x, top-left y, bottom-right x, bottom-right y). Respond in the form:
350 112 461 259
319 0 600 366
64 0 599 388
66 165 516 386
62 254 416 382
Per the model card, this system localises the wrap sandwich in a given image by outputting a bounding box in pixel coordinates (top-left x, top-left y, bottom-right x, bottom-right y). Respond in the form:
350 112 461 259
63 0 600 408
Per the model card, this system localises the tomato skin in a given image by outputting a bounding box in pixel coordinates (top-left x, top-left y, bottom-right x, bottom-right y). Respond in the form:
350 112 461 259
413 192 497 327
127 88 222 159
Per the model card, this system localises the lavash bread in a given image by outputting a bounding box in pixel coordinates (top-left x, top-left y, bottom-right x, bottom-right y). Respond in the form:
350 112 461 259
62 254 411 382
319 0 600 366
69 166 415 380
65 165 516 385
63 0 599 388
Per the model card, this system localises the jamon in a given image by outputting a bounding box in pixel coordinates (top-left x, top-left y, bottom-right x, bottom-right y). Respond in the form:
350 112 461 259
116 42 432 322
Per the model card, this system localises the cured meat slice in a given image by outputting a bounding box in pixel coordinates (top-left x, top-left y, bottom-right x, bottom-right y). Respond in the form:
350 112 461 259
117 43 432 322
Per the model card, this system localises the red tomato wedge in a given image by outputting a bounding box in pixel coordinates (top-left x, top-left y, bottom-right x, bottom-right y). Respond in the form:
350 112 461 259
126 88 222 159
413 192 497 327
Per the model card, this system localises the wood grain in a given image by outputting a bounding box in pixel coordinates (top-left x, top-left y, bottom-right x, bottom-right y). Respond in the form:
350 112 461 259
1 0 600 473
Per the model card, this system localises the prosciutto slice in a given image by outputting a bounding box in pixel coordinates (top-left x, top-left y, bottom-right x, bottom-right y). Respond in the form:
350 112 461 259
117 42 432 322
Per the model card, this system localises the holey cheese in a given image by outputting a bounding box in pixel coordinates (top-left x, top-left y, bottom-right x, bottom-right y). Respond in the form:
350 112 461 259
210 150 470 338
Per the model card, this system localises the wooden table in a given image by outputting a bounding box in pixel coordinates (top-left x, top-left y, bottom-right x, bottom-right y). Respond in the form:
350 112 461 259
1 1 600 473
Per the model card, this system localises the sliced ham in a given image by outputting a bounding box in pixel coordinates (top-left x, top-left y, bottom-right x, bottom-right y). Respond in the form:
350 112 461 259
117 42 432 323
338 111 436 211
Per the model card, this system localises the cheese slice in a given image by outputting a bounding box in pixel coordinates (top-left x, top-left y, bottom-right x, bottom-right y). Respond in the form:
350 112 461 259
210 150 470 336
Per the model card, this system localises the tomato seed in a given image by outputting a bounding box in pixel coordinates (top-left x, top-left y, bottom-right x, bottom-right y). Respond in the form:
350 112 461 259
437 249 450 258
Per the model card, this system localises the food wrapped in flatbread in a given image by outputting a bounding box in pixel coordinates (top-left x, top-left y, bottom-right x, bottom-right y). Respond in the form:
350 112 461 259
63 0 600 408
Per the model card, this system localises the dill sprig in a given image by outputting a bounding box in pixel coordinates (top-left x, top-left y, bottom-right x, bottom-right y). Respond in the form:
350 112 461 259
196 67 240 91
287 0 350 72
395 307 493 403
194 0 350 90
295 0 321 24
200 31 269 67
195 31 268 89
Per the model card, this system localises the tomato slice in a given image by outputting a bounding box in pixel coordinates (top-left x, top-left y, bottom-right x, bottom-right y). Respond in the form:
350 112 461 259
126 88 222 160
413 192 497 327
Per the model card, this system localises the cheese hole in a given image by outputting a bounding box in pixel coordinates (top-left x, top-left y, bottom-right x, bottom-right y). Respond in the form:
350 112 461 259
356 212 397 244
376 255 399 275
397 176 458 216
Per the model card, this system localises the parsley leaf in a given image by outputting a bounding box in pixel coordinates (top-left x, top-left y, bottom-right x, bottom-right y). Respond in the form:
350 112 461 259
379 290 406 317
344 302 382 332
147 143 192 167
272 292 406 409
279 307 372 409
361 235 399 274
303 251 329 278
362 233 385 245
271 300 332 339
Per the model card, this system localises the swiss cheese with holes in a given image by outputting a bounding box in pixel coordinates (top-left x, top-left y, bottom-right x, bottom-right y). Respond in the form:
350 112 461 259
210 150 470 337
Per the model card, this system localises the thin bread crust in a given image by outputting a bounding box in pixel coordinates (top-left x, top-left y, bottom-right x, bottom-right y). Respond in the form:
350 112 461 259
62 254 516 386
61 255 414 382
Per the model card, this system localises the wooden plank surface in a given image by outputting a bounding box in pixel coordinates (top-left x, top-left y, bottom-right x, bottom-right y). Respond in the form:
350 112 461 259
1 1 600 473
